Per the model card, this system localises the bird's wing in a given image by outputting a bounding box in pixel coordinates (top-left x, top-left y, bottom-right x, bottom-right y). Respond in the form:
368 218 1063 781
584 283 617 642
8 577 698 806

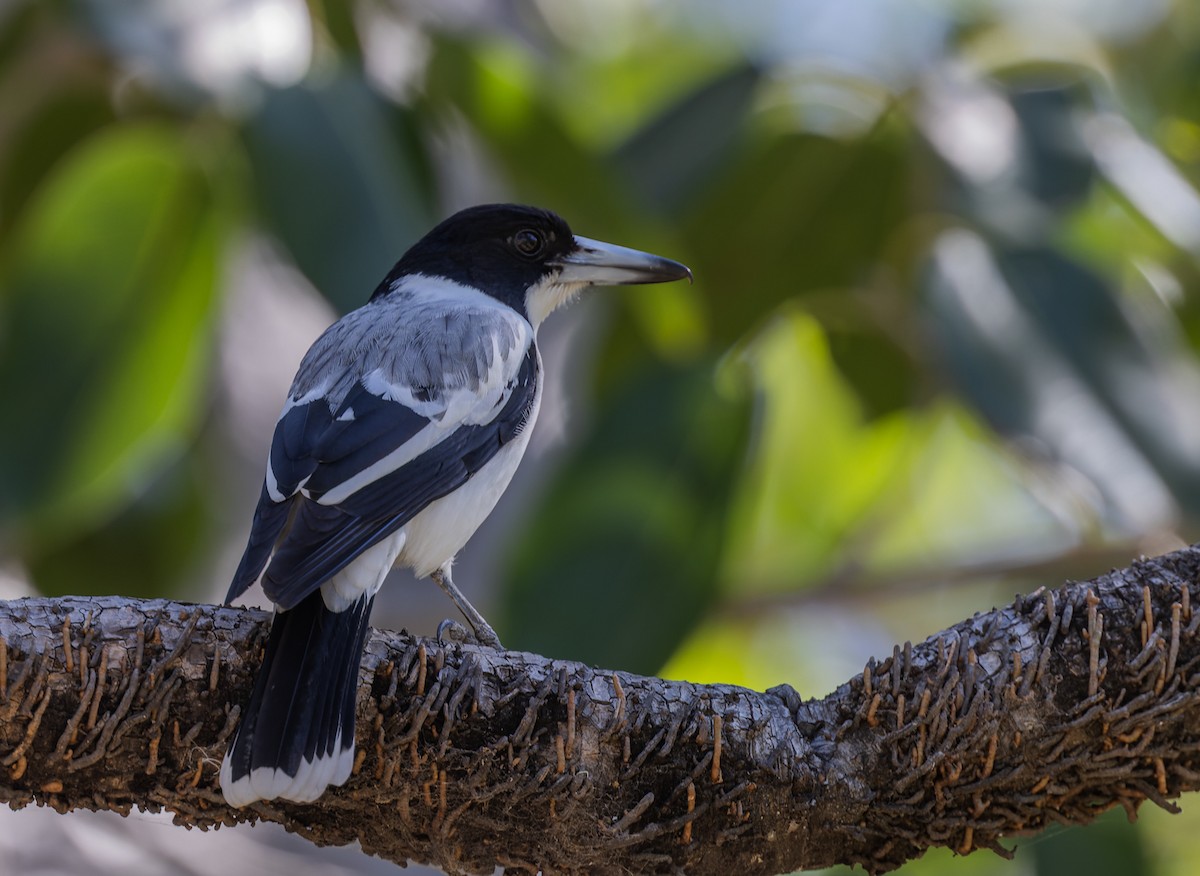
225 296 537 610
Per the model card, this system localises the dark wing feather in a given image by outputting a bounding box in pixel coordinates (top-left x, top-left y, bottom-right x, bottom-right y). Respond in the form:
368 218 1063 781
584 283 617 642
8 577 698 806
225 485 294 604
260 348 537 610
302 383 429 501
273 399 334 495
224 385 431 606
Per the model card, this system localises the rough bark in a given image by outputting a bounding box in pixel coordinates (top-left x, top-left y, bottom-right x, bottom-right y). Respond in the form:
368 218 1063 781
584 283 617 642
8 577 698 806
3 546 1200 874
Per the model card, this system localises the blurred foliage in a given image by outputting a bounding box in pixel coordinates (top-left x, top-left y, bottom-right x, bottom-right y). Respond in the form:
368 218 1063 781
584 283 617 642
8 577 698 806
1032 808 1153 876
242 74 434 313
2 1 1200 872
503 359 748 670
0 124 220 547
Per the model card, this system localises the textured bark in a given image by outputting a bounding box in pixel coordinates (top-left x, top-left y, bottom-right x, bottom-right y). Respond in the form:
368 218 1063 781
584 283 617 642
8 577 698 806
3 547 1200 874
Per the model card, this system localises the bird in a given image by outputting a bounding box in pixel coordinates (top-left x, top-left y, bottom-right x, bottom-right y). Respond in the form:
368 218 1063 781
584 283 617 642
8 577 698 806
219 203 691 807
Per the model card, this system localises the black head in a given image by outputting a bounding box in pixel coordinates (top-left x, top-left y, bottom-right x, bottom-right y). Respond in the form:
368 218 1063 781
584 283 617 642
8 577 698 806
373 204 576 311
373 203 692 325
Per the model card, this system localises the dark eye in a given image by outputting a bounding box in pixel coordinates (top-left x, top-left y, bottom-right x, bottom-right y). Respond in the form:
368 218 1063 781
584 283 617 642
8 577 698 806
512 229 545 257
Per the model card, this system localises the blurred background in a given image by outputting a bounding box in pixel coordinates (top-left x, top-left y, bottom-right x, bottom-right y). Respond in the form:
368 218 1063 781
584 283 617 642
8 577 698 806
2 0 1199 873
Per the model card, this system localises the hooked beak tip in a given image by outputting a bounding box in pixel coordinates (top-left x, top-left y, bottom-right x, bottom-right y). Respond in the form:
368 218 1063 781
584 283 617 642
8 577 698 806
555 235 693 287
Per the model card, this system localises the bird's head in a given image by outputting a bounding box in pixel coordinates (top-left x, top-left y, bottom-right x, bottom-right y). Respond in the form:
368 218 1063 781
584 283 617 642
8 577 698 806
377 203 692 327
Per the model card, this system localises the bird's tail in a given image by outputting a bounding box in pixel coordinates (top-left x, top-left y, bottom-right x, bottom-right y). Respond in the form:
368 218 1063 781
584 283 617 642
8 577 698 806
220 589 375 807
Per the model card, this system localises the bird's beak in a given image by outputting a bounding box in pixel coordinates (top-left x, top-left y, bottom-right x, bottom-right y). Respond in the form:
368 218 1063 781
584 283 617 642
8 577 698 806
552 236 693 286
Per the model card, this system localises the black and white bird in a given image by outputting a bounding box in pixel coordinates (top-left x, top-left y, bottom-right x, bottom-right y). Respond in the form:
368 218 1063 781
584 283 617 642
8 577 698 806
219 203 691 807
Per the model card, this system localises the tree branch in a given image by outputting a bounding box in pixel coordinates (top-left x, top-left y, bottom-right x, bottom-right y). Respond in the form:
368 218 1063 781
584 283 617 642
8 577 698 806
3 546 1200 874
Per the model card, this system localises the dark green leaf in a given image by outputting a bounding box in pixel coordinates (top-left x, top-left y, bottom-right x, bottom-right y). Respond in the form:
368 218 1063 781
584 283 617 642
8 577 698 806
242 73 433 313
28 454 210 598
827 328 921 419
681 130 909 348
611 63 761 212
315 0 362 63
0 85 115 245
500 360 748 673
1033 809 1153 876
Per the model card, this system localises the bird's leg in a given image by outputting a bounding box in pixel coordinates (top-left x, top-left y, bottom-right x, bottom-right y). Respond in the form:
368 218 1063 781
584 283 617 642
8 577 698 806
431 564 502 648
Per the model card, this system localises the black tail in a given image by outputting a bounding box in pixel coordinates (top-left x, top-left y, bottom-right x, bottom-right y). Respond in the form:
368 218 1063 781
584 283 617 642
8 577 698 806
220 590 375 806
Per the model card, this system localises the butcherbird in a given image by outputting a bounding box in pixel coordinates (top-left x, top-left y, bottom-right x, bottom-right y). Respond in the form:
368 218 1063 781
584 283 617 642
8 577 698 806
220 204 691 806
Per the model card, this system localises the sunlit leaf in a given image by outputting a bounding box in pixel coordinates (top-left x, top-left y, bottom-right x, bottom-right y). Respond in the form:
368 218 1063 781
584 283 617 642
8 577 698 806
0 124 221 543
725 310 1069 590
723 310 910 588
662 607 894 694
548 30 736 151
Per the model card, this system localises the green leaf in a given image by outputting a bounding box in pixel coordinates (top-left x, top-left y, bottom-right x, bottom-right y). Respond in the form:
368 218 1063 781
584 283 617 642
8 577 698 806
0 124 220 544
611 63 761 212
827 328 921 419
0 84 116 245
423 37 632 230
313 0 362 63
242 73 433 314
1033 809 1153 876
27 454 211 598
680 129 910 349
926 234 1200 521
723 310 1067 590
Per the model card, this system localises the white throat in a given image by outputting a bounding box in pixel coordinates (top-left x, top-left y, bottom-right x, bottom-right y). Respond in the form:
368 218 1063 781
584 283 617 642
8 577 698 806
524 279 587 329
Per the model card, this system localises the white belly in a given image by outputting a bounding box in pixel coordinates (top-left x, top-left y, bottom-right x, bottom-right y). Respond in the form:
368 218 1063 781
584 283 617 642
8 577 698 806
397 406 537 578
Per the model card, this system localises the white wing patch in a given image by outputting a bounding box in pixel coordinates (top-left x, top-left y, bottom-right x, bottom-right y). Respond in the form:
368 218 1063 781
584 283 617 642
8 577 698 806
313 421 442 505
280 383 332 417
362 369 445 419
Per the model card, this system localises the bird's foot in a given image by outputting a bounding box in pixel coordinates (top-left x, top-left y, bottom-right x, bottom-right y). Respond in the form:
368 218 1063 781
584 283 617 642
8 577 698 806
436 617 503 649
431 565 504 648
471 620 503 649
436 618 471 644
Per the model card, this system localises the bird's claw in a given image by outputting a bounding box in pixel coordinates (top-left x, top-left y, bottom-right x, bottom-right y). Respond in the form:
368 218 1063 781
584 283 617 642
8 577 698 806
435 618 503 649
436 618 471 644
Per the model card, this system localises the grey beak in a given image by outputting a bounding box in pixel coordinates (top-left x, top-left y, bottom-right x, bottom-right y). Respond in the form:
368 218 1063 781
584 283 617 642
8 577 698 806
551 236 693 286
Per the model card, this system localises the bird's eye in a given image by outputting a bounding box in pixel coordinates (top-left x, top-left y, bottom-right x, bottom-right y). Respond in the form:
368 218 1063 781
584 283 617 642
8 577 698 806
512 229 545 257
